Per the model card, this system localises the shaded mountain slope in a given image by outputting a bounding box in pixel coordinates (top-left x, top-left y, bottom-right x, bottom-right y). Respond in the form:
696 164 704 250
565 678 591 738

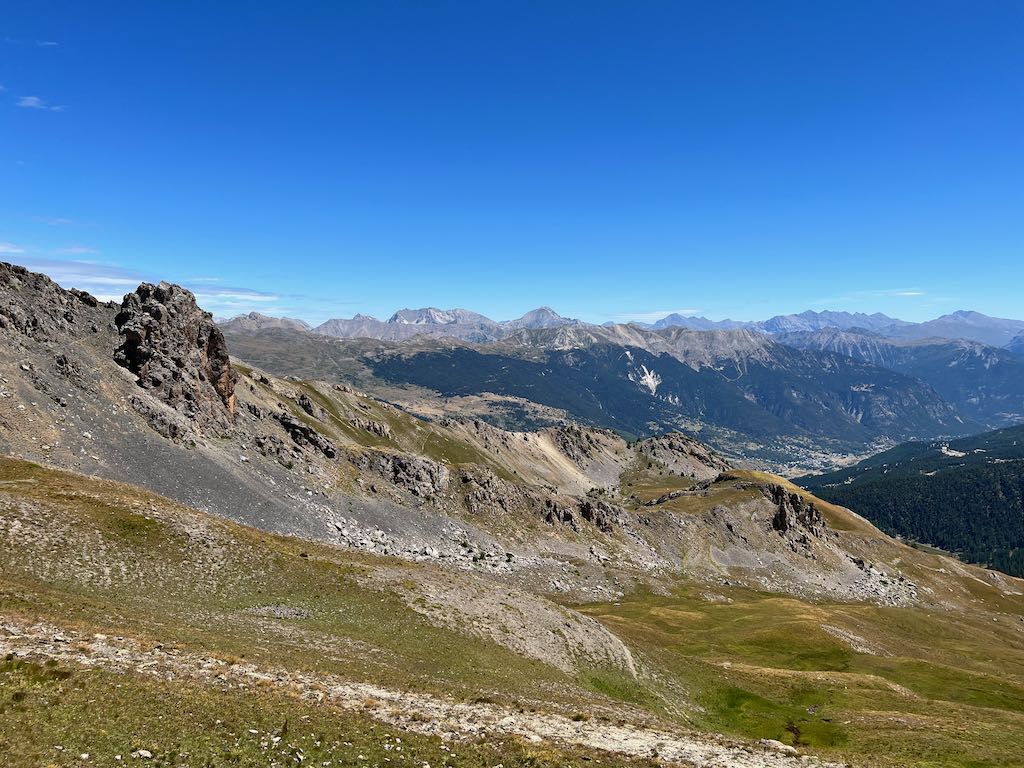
780 328 1024 427
798 425 1024 576
224 323 971 472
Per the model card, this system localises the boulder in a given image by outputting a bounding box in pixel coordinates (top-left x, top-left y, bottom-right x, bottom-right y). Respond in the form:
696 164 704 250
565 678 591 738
297 393 328 421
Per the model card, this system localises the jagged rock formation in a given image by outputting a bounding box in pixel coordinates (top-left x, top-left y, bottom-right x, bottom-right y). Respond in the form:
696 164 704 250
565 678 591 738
297 392 328 421
764 483 828 553
0 262 106 343
114 282 237 433
578 497 626 533
349 449 450 499
461 466 535 516
349 416 392 438
277 412 337 457
551 423 608 467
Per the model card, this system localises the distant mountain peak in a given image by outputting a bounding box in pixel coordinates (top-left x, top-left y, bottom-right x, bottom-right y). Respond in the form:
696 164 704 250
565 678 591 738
506 306 573 329
387 307 494 326
219 312 311 333
651 314 748 331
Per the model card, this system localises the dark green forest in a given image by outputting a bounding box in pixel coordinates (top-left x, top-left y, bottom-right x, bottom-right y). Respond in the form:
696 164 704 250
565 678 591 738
800 425 1024 577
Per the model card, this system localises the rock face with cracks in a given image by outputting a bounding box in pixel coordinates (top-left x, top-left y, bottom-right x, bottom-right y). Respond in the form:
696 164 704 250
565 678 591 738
114 282 237 433
0 262 105 343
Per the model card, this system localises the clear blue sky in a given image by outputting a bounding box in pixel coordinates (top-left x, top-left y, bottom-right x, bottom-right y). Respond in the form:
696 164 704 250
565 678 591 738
2 1 1022 324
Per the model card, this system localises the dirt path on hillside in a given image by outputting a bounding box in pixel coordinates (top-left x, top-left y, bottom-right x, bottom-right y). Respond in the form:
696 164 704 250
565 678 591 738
0 619 846 768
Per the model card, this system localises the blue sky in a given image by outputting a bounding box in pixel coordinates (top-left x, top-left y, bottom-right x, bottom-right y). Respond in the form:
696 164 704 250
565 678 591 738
2 1 1022 324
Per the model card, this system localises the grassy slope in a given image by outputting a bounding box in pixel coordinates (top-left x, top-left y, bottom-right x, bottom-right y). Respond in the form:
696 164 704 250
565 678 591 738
1 656 657 768
573 468 1024 768
1 455 676 766
579 585 1024 768
0 457 584 705
5 456 1024 767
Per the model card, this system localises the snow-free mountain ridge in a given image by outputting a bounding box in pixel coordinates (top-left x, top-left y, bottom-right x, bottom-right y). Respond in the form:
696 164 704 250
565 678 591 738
223 306 1024 348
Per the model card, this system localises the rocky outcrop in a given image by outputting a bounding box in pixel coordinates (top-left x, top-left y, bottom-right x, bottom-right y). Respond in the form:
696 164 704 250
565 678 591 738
764 484 828 552
461 467 534 516
349 417 393 439
297 393 328 421
114 282 236 433
459 466 624 533
637 432 731 480
544 497 577 527
0 262 105 344
254 432 290 459
277 413 337 457
542 495 625 534
550 424 605 467
350 449 450 499
578 498 625 533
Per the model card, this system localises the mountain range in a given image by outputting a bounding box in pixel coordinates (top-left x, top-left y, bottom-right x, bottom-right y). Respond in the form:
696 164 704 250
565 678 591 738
246 305 581 343
4 260 1024 767
778 328 1024 427
224 306 1024 349
219 305 1024 473
223 321 977 474
650 309 1024 347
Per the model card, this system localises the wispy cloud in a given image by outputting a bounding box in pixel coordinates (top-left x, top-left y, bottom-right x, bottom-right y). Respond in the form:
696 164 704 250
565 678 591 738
4 254 344 324
9 256 142 302
54 245 99 255
10 254 285 313
0 242 26 254
811 288 927 306
614 308 704 323
17 95 65 111
36 40 59 47
33 216 77 227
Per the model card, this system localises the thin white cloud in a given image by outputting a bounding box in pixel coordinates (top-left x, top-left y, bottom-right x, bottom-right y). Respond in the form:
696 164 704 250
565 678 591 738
9 256 143 302
8 254 328 322
0 242 26 254
811 288 927 306
36 40 59 47
54 245 98 255
615 308 704 323
193 290 278 303
17 95 65 112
